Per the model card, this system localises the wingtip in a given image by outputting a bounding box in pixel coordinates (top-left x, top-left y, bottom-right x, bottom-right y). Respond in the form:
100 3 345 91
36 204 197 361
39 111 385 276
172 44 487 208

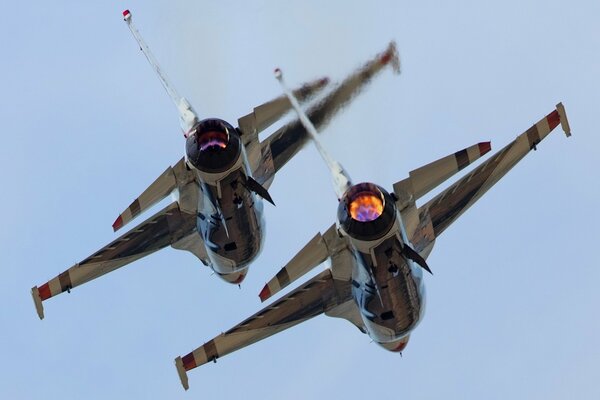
380 41 400 74
175 356 190 391
556 102 571 137
31 286 45 320
258 285 271 303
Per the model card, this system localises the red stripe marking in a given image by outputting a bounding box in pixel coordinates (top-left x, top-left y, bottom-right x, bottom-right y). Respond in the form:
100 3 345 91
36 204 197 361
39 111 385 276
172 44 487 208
380 52 392 65
112 215 123 232
182 353 197 371
258 285 271 302
547 110 560 130
478 141 492 156
233 272 246 285
391 339 409 352
122 9 130 17
38 283 52 301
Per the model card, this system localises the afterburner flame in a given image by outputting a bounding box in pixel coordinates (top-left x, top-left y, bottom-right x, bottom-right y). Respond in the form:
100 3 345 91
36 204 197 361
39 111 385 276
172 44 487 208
349 192 384 222
199 131 228 151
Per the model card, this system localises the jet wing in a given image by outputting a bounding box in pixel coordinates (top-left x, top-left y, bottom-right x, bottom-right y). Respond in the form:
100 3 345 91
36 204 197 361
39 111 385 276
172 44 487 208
31 201 199 319
253 41 400 188
418 103 571 240
175 268 352 390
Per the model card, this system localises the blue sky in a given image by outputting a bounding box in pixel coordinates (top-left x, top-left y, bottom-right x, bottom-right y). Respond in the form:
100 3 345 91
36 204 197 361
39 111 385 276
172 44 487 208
3 1 599 398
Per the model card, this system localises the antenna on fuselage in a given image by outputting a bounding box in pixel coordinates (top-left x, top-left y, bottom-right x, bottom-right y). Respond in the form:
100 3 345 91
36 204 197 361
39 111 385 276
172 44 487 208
122 9 199 134
274 68 353 200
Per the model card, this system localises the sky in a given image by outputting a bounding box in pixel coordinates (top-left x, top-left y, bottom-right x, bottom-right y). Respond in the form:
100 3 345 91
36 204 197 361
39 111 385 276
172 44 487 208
2 1 600 399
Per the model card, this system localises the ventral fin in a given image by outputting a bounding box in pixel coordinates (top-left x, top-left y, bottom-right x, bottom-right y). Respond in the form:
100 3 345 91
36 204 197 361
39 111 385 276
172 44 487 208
401 244 433 275
244 176 275 206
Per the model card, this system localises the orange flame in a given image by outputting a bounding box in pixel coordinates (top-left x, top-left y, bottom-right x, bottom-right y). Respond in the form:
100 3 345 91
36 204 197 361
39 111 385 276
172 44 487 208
199 131 228 151
349 192 384 222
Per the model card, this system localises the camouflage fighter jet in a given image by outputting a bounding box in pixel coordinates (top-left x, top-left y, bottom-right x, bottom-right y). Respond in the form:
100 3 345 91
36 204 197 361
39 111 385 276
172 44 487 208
30 10 400 319
173 68 571 390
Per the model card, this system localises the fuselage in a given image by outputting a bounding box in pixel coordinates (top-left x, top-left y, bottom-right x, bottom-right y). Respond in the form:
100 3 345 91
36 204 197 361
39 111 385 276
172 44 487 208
350 231 426 351
196 168 265 281
338 182 426 351
185 118 266 283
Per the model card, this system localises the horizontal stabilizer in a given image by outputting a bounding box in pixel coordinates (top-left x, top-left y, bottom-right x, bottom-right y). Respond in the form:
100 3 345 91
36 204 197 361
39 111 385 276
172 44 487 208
113 158 191 231
259 225 336 302
394 142 491 203
174 356 189 390
238 77 329 138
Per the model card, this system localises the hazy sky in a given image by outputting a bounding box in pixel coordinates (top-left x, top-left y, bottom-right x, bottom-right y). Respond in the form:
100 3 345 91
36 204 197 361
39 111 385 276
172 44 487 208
3 1 599 399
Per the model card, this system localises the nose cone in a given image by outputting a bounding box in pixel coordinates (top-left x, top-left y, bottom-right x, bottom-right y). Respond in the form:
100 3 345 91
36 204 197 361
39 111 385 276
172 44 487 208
216 270 247 285
378 335 410 352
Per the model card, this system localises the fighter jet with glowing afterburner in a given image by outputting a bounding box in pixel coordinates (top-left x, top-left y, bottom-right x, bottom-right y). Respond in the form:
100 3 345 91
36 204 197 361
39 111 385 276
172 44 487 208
30 10 401 319
174 68 571 390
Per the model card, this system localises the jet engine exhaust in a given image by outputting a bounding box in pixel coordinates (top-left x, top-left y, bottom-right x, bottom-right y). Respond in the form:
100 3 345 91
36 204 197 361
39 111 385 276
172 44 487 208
198 130 228 151
349 191 384 222
338 183 395 241
186 118 241 173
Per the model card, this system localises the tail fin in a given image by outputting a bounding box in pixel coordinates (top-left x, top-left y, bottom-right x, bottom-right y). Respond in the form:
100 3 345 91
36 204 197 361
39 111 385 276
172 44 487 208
275 68 353 199
237 76 330 138
122 9 198 133
255 41 401 187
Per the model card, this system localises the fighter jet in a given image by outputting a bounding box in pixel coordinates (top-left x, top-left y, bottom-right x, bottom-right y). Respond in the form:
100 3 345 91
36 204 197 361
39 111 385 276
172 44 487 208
30 10 400 319
173 68 571 390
